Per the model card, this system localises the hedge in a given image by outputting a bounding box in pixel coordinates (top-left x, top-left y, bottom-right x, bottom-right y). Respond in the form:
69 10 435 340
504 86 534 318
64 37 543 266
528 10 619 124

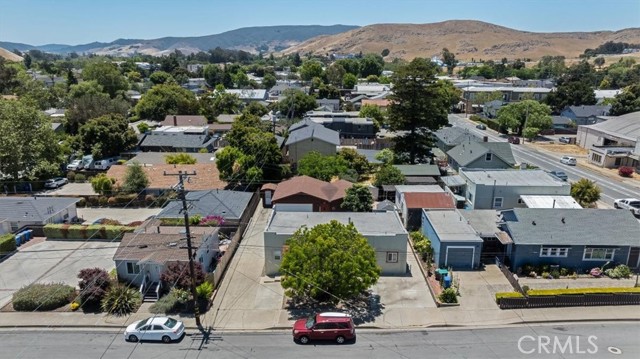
527 287 640 296
43 224 135 240
495 292 525 302
0 233 16 254
13 283 75 311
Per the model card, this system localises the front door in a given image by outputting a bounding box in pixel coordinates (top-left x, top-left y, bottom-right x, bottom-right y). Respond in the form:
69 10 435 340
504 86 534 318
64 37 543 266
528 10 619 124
628 247 640 269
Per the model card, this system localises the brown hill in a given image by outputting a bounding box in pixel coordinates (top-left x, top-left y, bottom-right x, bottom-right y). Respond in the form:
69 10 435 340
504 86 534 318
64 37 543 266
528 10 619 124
0 47 23 62
284 20 640 61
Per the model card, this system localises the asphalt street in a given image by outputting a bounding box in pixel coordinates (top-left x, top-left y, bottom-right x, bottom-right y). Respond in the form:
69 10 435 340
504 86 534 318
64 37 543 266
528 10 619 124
448 114 640 205
1 322 638 359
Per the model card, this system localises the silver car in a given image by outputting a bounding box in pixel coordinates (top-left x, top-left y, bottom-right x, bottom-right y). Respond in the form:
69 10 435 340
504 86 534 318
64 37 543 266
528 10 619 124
560 156 577 166
124 317 185 343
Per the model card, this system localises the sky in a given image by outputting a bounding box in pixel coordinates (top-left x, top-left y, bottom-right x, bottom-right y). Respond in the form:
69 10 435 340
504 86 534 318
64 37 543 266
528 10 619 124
0 0 639 45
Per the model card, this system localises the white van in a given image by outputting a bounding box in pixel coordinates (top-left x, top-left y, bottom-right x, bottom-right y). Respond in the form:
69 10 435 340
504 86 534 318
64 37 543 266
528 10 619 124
93 157 119 170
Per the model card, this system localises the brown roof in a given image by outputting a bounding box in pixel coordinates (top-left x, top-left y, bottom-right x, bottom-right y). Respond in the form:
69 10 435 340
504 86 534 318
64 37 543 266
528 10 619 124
271 176 352 203
361 99 390 107
261 183 278 191
404 192 455 209
114 229 216 263
208 123 233 132
162 115 208 127
106 163 226 191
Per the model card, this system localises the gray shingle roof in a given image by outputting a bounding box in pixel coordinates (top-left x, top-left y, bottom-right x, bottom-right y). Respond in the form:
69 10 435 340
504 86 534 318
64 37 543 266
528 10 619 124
567 105 611 118
393 164 441 177
157 190 253 221
552 116 573 125
265 211 407 236
502 208 640 246
447 141 516 167
433 127 480 146
140 134 214 149
127 152 217 165
285 121 340 146
0 197 80 222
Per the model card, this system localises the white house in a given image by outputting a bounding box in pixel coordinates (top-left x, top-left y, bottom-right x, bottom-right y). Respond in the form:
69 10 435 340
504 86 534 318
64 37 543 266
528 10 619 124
0 197 80 235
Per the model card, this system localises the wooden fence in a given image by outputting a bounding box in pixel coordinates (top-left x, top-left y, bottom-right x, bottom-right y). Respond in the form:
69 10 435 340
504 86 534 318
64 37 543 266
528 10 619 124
496 256 525 294
210 190 260 289
499 293 640 309
340 138 393 150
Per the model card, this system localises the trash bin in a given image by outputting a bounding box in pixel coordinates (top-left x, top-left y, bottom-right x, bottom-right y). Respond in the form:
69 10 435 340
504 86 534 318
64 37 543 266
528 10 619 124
443 274 452 289
436 268 449 281
26 229 33 241
15 233 23 247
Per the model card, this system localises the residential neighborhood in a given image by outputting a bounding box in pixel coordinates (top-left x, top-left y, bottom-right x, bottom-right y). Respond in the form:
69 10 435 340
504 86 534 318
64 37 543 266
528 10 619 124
1 2 640 357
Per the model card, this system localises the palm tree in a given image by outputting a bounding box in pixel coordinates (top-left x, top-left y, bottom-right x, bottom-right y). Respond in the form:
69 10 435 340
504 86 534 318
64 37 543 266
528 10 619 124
571 178 601 207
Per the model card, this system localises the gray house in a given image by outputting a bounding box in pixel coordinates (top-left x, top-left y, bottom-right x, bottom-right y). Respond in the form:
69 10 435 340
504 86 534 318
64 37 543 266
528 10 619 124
433 127 481 153
285 119 340 164
263 211 408 276
0 197 80 235
560 105 611 126
447 141 516 171
460 169 571 209
421 209 483 269
501 208 640 272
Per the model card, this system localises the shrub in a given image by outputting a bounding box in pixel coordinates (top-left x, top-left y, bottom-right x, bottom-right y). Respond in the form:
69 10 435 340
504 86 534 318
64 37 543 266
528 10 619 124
527 287 640 296
550 270 560 279
98 196 108 206
160 262 205 290
12 283 75 311
117 159 127 165
70 301 80 311
165 153 197 165
469 114 483 122
149 288 190 314
539 264 550 273
560 267 569 277
77 268 112 305
495 292 525 303
75 174 86 183
0 233 17 254
67 171 76 181
438 288 458 304
101 284 141 316
107 197 117 206
522 285 530 294
528 271 537 278
43 224 134 240
196 281 214 299
144 194 156 204
541 271 551 279
618 166 634 177
77 197 86 207
199 215 225 227
608 264 632 279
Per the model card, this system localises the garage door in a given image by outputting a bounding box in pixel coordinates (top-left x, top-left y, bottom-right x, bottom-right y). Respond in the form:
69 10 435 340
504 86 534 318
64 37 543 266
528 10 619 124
445 247 475 269
274 203 313 212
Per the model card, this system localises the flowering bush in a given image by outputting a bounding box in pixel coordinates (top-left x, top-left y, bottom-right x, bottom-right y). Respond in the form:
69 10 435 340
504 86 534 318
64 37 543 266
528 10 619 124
618 166 634 177
199 215 225 227
589 267 602 277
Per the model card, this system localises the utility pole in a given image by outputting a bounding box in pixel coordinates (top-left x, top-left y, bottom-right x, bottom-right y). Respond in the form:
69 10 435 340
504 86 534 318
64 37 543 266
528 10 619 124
164 170 202 330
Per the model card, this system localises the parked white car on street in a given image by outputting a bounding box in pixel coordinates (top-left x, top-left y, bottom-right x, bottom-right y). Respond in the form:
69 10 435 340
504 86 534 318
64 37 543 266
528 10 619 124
613 198 640 217
44 177 68 189
124 317 185 343
560 156 577 166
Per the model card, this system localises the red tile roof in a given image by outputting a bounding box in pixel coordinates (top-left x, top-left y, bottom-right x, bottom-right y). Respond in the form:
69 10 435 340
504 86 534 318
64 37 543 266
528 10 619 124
271 176 353 203
404 192 455 209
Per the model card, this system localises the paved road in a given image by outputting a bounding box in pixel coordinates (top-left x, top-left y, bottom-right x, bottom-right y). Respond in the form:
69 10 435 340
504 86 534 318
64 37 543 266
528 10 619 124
2 322 638 358
448 114 640 205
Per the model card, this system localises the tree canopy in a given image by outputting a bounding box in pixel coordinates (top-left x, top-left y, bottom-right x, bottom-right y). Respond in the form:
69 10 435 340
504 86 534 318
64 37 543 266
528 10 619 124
297 151 349 182
299 60 324 81
276 89 317 119
373 165 405 187
571 178 601 207
387 58 458 163
77 114 138 158
609 84 640 116
65 81 130 134
121 162 149 194
134 83 199 121
442 48 457 74
82 61 128 98
359 54 384 78
280 220 381 303
341 184 374 212
497 100 552 136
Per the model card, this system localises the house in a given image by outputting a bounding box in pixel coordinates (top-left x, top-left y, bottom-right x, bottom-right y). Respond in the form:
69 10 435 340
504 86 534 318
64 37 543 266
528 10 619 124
459 169 571 209
460 209 513 264
376 199 397 211
352 83 391 97
215 114 238 124
106 163 226 194
51 122 64 133
594 89 622 104
263 211 408 276
551 116 575 132
187 64 204 73
139 126 216 153
482 100 505 118
402 192 455 230
224 89 268 103
156 190 254 229
421 209 483 269
361 98 390 111
126 152 217 166
576 111 640 169
161 115 208 127
393 164 441 184
561 105 611 126
114 227 219 286
285 120 340 164
394 185 445 221
182 78 207 94
304 116 376 139
518 195 582 209
0 197 80 235
267 176 352 212
461 86 552 104
316 98 340 112
433 127 480 153
208 123 233 136
447 141 516 171
500 208 640 272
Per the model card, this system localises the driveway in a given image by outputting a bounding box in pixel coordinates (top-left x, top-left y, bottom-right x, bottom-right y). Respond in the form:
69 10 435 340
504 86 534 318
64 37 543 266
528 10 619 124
45 183 97 196
77 208 162 225
0 240 118 308
453 265 514 310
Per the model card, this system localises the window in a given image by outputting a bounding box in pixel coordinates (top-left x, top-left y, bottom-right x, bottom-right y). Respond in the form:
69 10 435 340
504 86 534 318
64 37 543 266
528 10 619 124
583 248 615 261
468 192 474 201
591 153 602 163
386 252 398 263
10 222 19 232
126 262 140 275
540 246 569 257
517 198 524 204
485 153 493 161
274 250 282 261
152 325 163 330
493 197 503 208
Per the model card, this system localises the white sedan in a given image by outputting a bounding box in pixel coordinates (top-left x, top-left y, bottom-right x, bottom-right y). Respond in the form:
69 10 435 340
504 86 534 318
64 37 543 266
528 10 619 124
124 317 185 343
560 156 577 166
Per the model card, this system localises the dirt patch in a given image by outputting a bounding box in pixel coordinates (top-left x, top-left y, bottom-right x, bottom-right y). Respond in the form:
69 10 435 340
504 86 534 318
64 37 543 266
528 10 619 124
528 142 588 156
577 159 640 184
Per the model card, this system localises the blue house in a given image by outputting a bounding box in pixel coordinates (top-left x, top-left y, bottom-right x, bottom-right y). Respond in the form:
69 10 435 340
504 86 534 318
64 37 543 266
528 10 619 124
500 208 640 272
560 105 611 126
421 209 483 269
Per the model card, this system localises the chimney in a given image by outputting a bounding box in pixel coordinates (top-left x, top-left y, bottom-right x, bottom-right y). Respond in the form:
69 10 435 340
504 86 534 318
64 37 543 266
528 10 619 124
561 217 565 224
173 115 177 126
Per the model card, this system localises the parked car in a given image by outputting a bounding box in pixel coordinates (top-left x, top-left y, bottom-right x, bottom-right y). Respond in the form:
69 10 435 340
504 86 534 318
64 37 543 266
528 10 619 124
508 136 520 144
476 124 487 130
93 157 119 170
293 312 355 344
548 170 568 181
66 159 83 171
613 198 640 217
124 317 184 343
44 177 68 189
558 136 571 144
560 156 577 166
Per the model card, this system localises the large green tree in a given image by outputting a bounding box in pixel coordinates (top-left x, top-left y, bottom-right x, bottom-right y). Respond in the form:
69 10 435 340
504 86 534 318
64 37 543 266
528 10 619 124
326 63 346 87
387 58 458 163
121 162 149 194
297 151 349 182
82 61 129 98
77 114 138 158
374 165 405 187
442 48 457 75
571 178 601 208
359 103 385 129
497 100 552 135
337 148 370 178
544 81 596 113
341 184 373 212
276 89 317 119
134 84 199 121
0 99 62 180
609 84 640 116
359 54 384 78
280 220 381 303
299 60 324 82
65 81 130 133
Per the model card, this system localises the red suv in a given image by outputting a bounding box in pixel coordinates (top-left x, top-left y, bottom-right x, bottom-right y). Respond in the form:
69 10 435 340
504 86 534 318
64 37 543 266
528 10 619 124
292 312 355 344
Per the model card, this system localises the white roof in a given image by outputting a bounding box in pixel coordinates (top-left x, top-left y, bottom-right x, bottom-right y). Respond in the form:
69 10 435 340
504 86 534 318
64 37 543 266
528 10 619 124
394 185 444 194
266 211 407 236
580 111 640 142
594 89 622 99
423 209 483 242
461 169 570 187
225 89 267 99
519 195 582 209
463 86 552 93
